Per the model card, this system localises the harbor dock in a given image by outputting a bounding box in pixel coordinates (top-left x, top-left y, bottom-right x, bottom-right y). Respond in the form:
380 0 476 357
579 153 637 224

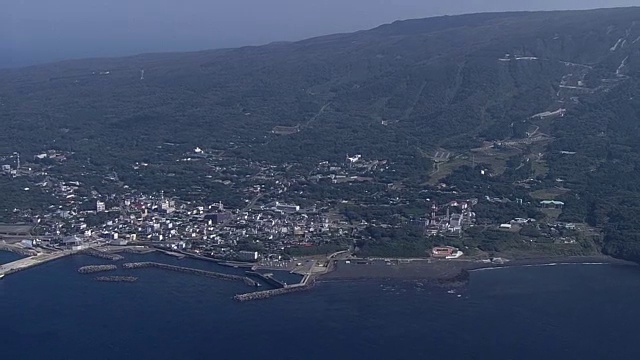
233 273 315 301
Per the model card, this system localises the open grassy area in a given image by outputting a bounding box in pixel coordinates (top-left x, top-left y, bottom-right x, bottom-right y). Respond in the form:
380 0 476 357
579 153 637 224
471 146 521 174
540 208 563 222
428 145 524 185
530 188 569 200
428 157 469 185
531 160 549 177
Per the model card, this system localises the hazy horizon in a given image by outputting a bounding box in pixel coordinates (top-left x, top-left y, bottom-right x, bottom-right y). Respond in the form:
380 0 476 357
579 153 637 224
2 0 638 68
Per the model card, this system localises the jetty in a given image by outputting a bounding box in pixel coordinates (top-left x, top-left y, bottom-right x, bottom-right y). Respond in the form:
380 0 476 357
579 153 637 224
122 262 257 286
78 265 118 274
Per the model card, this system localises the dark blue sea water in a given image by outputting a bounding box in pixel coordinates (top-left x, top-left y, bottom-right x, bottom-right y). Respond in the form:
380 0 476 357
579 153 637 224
2 252 640 360
0 251 23 264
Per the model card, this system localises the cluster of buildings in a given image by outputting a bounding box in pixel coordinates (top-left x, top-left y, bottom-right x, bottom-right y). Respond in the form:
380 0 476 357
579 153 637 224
2 140 585 262
307 155 388 184
424 199 478 236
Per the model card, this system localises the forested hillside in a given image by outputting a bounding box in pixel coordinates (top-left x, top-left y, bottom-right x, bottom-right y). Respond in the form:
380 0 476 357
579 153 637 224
2 7 640 260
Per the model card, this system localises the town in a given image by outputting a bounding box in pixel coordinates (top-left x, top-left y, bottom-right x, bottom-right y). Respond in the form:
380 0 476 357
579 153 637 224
0 142 590 270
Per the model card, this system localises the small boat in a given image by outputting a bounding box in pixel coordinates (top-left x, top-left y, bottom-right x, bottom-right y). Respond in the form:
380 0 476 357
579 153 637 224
0 274 5 280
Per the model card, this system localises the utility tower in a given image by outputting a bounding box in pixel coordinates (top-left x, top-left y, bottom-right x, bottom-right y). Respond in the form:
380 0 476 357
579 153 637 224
13 152 20 170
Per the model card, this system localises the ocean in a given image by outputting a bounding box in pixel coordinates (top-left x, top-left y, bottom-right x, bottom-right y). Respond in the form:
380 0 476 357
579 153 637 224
1 252 639 360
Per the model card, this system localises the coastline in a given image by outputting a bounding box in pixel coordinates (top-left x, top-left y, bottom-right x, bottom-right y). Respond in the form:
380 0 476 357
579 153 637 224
319 255 637 285
3 247 637 298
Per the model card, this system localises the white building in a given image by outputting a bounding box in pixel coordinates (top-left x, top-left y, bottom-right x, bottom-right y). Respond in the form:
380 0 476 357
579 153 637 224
274 202 299 213
238 251 259 261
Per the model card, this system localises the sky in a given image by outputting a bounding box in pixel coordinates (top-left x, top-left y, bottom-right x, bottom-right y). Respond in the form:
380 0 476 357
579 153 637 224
1 0 638 68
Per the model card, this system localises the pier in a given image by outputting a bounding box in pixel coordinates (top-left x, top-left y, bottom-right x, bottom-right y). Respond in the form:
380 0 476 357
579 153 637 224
122 262 257 286
0 250 73 277
232 259 324 301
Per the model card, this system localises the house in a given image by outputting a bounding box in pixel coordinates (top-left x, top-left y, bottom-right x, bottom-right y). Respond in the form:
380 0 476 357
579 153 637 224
274 202 299 213
540 200 564 209
238 251 259 261
432 246 457 258
62 236 85 251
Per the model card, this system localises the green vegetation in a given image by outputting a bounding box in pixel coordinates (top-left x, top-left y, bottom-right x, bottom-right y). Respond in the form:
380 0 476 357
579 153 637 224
0 177 58 222
2 8 640 260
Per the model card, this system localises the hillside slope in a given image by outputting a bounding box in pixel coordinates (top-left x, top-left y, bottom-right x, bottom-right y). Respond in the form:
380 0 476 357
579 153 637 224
0 8 638 160
2 7 640 259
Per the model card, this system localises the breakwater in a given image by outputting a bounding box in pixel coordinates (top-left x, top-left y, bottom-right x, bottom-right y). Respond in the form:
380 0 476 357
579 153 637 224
81 248 124 261
78 265 118 274
122 262 258 286
233 278 316 302
95 276 138 282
